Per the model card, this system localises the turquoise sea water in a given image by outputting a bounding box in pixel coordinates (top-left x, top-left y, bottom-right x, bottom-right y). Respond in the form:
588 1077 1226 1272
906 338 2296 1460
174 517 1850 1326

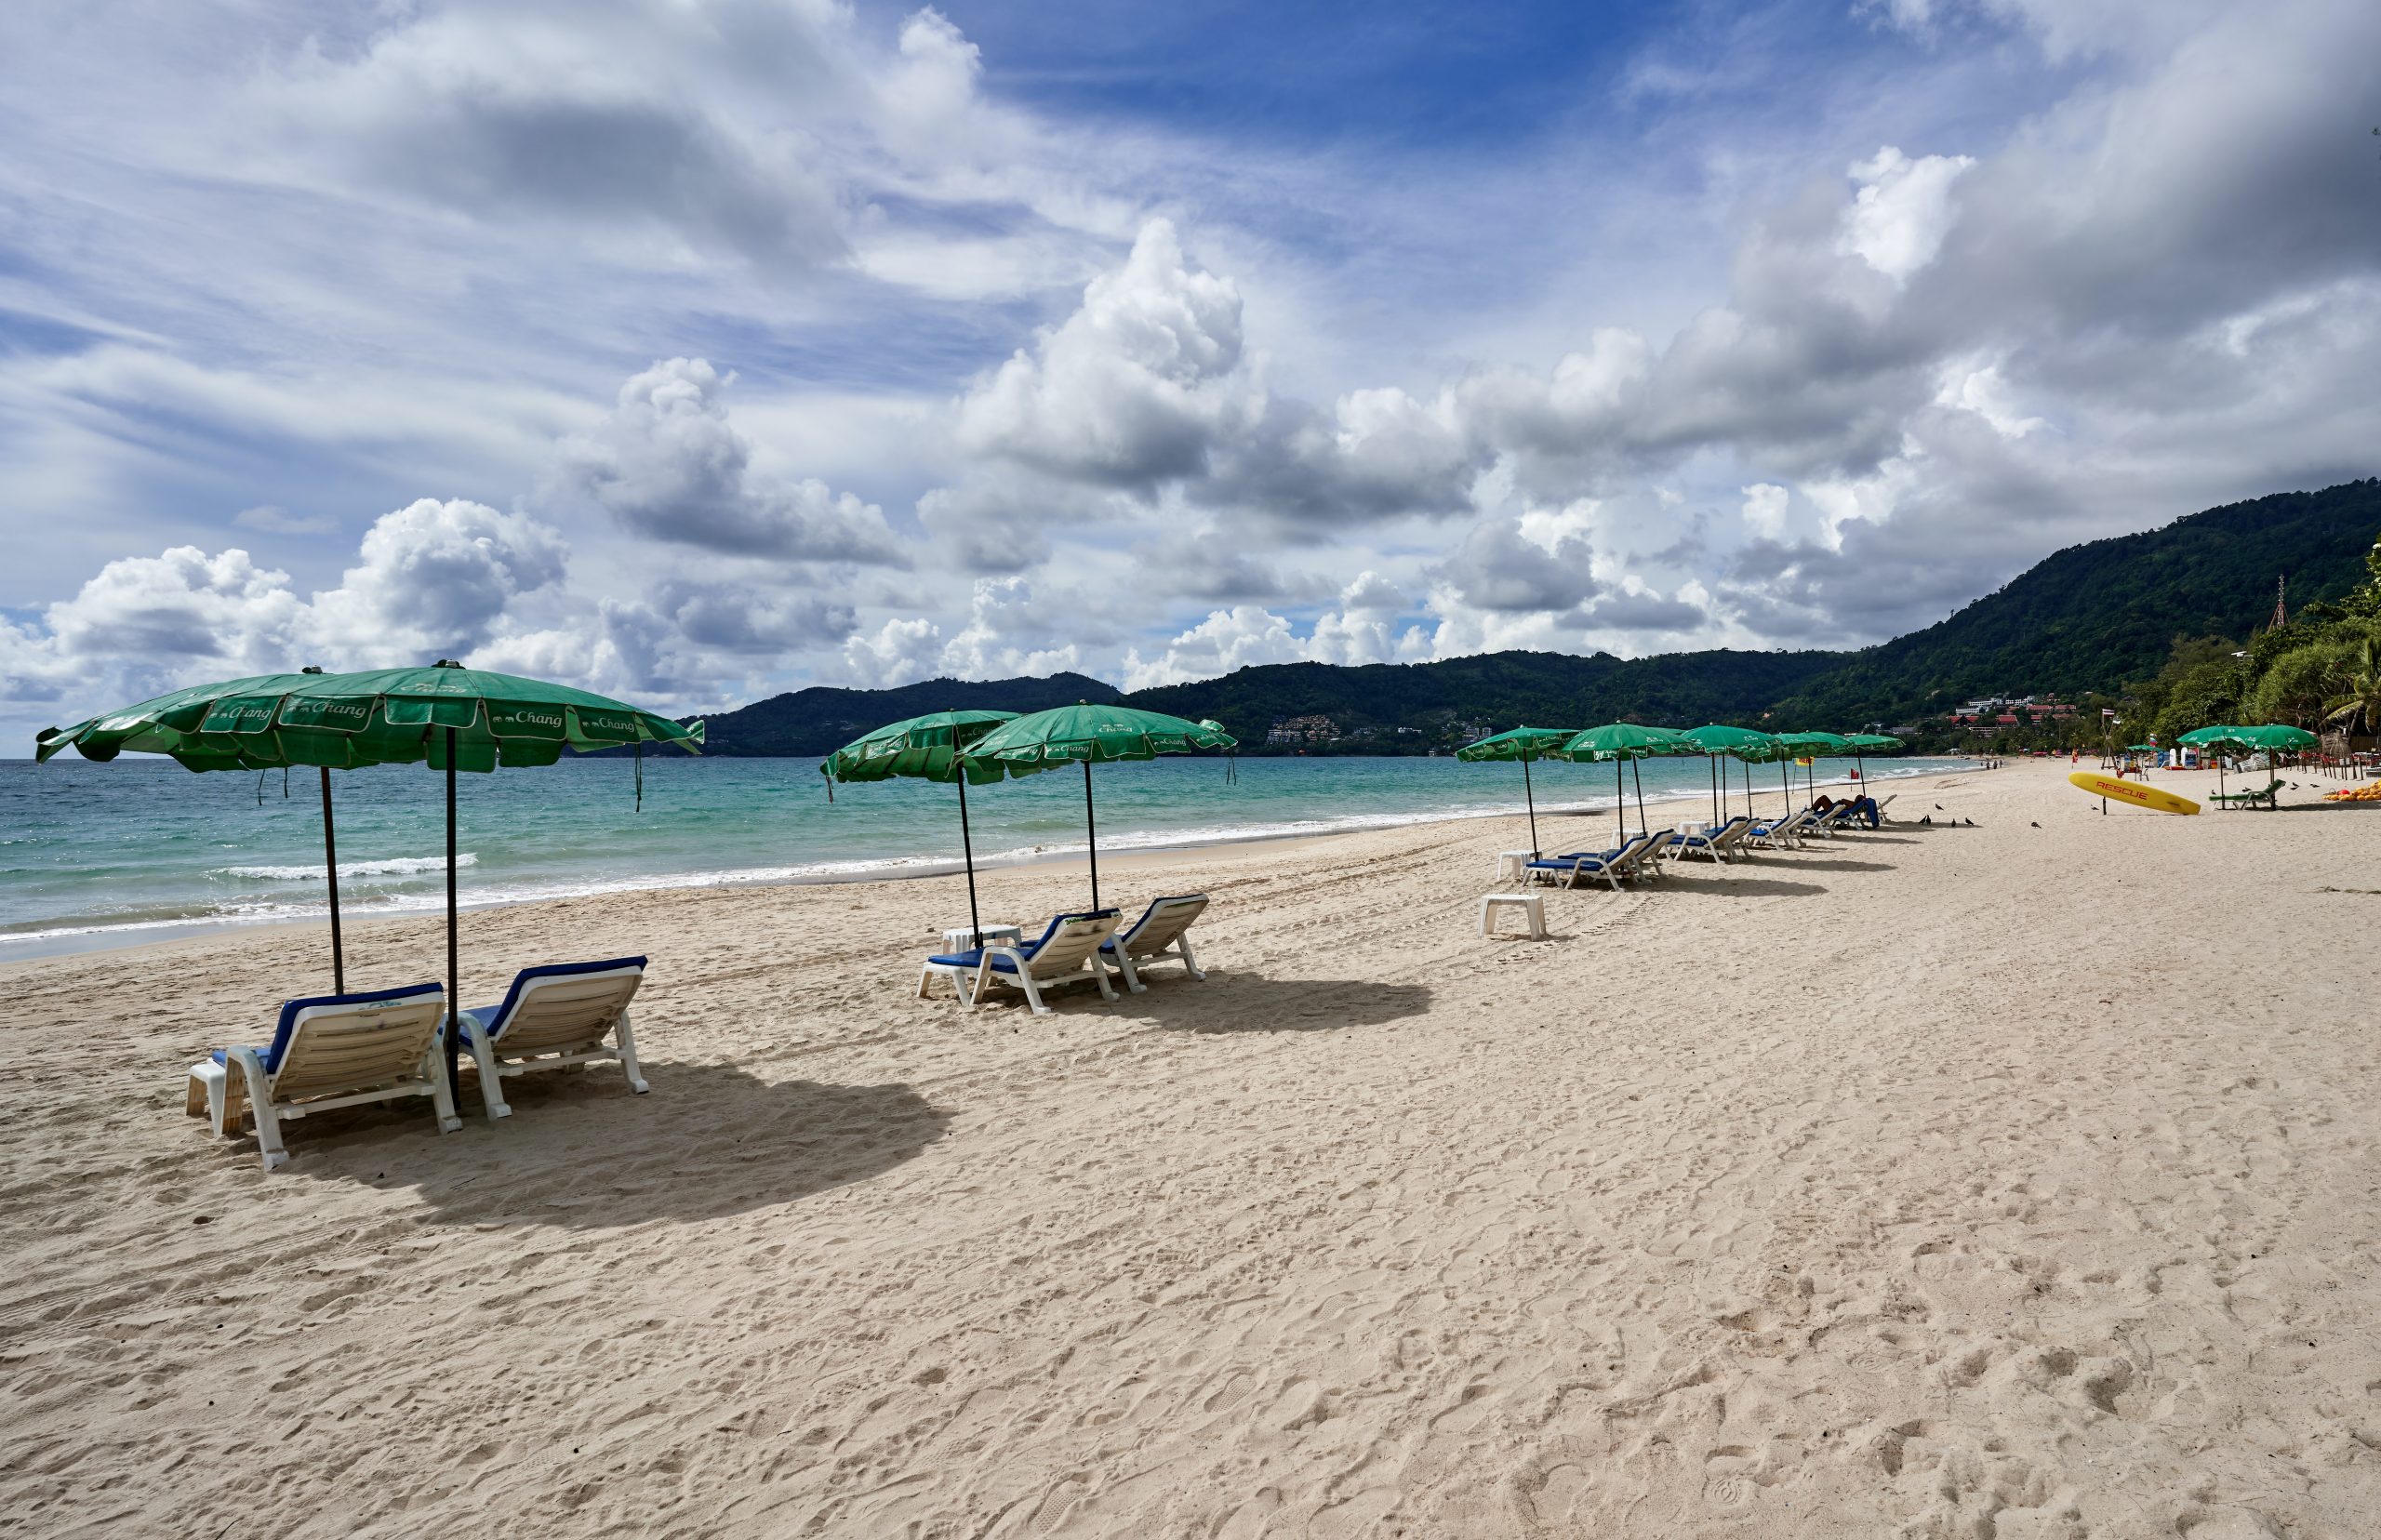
1 751 1969 957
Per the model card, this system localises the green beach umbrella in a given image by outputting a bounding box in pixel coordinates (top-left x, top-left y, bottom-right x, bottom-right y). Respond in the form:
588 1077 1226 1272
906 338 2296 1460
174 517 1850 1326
1678 724 1786 823
2176 724 2251 799
819 709 1017 948
38 669 357 988
2238 723 2319 751
961 703 1237 910
47 660 701 1095
1456 726 1576 856
1556 724 1686 845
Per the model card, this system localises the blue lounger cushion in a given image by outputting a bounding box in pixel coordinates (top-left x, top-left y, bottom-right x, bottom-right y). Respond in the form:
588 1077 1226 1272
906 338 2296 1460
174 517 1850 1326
929 910 1116 971
214 980 446 1072
457 956 647 1043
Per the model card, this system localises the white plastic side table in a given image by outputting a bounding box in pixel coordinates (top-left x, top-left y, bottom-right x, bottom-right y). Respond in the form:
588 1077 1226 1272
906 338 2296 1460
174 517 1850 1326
1479 893 1547 940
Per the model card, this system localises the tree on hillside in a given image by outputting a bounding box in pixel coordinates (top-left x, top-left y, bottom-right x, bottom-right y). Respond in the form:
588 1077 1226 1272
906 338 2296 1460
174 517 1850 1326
2324 636 2381 740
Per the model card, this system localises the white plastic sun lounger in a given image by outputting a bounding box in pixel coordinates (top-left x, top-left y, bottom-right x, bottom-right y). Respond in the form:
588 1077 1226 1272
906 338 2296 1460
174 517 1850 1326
1628 829 1678 880
185 982 458 1172
1098 894 1209 993
1523 833 1645 891
451 957 650 1119
1746 809 1813 849
920 909 1124 1014
1669 816 1751 864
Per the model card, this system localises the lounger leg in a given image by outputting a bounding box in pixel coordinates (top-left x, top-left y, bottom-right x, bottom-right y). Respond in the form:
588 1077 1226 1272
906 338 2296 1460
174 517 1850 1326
1016 970 1052 1015
1089 961 1118 1002
1176 935 1204 981
916 963 938 1001
613 1008 651 1095
963 960 991 1009
424 1044 463 1135
464 1019 512 1120
1112 950 1147 994
229 1049 287 1172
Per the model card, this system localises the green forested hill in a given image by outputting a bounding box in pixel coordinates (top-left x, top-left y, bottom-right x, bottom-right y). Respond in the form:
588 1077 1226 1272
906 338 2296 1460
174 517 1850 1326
701 671 1123 755
1772 480 2381 724
1124 648 1841 748
695 479 2379 754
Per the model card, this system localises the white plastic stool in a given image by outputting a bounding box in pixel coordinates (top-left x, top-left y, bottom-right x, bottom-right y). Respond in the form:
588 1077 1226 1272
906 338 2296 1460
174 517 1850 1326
1479 893 1548 939
1496 850 1535 883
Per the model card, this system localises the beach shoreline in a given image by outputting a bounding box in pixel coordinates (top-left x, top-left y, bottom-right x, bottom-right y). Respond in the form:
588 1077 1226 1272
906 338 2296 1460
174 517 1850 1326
0 758 1992 965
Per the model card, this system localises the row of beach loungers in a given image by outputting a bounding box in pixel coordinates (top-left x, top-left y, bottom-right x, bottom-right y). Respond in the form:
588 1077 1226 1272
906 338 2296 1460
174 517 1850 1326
1521 796 1895 891
191 897 1216 1172
186 959 651 1172
918 894 1210 1014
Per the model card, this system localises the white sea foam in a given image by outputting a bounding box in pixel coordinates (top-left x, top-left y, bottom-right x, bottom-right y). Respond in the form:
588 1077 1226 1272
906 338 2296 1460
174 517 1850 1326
6 759 1964 956
216 854 478 881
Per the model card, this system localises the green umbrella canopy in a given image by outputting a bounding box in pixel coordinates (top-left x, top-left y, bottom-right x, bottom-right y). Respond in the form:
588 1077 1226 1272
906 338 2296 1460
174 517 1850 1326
2237 724 2319 750
2175 724 2249 748
1776 730 1852 754
1846 733 1902 750
819 710 1017 786
1677 724 1788 760
959 702 1236 912
2125 744 2161 751
1456 725 1576 856
1553 723 1686 762
963 703 1236 776
1455 726 1576 762
43 663 702 773
36 671 333 765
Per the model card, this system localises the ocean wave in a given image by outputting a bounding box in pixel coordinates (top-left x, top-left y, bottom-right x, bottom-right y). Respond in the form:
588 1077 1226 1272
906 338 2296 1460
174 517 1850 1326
216 854 478 881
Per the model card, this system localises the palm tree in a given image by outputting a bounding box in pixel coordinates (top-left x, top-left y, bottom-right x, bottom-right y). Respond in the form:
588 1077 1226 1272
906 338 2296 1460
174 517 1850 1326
2324 635 2381 742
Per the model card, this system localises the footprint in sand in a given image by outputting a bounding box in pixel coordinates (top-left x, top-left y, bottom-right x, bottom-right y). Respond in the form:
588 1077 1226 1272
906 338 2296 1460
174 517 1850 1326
1025 1474 1090 1535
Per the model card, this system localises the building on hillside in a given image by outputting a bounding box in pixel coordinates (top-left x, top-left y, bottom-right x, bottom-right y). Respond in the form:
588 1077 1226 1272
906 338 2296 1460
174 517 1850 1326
1266 714 1339 747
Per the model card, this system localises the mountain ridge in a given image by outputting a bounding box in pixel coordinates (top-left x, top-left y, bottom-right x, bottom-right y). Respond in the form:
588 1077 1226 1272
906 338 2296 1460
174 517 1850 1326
698 478 2380 756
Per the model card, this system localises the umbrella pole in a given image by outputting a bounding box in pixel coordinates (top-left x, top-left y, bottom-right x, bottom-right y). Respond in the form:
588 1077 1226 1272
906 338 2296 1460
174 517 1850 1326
1709 755 1719 824
445 727 460 1103
1780 760 1790 819
1522 752 1539 856
957 770 983 949
1632 757 1647 836
1083 759 1099 911
319 767 345 995
1615 758 1625 846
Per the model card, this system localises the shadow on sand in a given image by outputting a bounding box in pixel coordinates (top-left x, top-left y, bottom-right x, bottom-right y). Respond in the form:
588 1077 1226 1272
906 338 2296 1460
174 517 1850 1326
1650 876 1829 898
1098 971 1433 1034
266 1061 949 1229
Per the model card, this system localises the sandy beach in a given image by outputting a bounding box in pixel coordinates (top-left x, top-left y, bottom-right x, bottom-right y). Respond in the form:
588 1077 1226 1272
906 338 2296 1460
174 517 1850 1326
6 759 2379 1537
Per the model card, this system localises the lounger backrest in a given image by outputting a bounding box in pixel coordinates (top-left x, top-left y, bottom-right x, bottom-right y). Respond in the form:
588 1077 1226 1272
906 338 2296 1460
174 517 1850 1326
267 985 447 1099
1121 895 1207 957
1586 834 1641 870
487 960 645 1055
1024 911 1122 976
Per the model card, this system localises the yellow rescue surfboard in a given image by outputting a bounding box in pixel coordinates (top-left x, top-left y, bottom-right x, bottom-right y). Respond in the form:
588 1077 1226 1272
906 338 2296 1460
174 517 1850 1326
2068 771 2200 815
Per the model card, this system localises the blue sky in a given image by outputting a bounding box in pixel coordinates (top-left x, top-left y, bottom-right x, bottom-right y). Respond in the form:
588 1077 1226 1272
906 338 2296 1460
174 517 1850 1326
3 0 2376 747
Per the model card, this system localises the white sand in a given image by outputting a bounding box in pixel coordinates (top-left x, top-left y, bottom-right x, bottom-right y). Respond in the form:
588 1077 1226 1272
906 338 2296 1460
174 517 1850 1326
6 761 2380 1536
